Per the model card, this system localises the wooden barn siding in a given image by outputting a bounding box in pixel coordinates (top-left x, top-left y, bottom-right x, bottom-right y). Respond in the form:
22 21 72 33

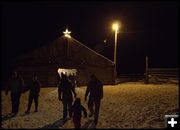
14 36 115 86
15 65 115 86
76 66 114 86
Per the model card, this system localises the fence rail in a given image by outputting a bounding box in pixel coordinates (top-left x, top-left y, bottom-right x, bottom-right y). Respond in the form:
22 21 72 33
147 68 179 83
117 74 144 83
117 68 179 84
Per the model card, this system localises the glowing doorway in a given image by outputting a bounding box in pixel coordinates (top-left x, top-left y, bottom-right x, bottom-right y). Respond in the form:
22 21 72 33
57 68 77 77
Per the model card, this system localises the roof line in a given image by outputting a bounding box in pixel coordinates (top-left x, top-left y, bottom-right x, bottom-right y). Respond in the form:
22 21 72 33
69 36 114 64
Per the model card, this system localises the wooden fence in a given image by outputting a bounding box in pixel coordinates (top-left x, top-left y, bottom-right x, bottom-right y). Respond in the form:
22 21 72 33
117 74 144 83
147 68 179 84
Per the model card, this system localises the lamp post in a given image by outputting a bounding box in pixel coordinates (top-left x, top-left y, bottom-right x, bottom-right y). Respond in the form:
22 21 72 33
112 22 120 74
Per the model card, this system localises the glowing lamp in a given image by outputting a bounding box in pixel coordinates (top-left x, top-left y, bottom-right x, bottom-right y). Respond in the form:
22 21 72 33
112 23 119 31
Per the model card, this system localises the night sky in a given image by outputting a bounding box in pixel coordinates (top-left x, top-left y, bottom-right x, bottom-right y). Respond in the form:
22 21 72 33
1 1 179 82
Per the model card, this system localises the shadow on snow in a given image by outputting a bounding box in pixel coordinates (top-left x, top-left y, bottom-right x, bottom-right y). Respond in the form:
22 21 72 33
1 113 17 122
40 118 68 129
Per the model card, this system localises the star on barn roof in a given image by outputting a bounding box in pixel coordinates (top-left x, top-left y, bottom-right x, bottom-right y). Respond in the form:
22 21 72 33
63 28 71 38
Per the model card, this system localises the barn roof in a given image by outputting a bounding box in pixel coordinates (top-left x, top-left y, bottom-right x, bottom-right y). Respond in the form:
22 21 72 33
14 35 114 67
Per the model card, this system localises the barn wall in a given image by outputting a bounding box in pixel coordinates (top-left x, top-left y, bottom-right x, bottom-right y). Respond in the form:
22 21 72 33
86 66 114 85
76 65 115 86
15 66 59 87
69 37 113 67
14 36 115 86
15 64 115 87
76 68 88 86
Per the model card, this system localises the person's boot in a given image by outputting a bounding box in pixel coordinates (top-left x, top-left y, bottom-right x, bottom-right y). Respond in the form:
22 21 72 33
12 112 18 116
94 116 98 125
88 111 94 117
89 113 93 117
34 108 38 112
25 110 30 114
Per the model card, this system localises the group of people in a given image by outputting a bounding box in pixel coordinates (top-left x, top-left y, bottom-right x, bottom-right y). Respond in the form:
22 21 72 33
58 73 103 128
5 71 41 115
5 71 104 129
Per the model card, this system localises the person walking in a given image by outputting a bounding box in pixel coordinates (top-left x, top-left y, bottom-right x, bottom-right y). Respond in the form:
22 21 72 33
85 74 103 125
25 75 41 114
71 98 87 129
58 73 77 120
68 74 76 90
5 71 24 115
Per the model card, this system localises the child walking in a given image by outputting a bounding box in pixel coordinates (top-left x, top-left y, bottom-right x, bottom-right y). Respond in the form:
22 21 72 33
71 98 87 129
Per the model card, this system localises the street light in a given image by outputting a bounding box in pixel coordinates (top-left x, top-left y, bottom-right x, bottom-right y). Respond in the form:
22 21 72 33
112 22 120 73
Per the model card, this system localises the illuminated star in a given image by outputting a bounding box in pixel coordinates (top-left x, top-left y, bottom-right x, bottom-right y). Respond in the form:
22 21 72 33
63 28 71 38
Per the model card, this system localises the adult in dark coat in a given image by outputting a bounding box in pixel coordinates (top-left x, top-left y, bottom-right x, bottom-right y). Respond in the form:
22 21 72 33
5 71 24 115
85 74 103 125
25 75 41 114
68 74 76 90
58 73 77 120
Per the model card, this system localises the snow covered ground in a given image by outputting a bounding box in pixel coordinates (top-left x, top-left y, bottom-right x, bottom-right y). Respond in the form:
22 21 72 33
1 82 179 129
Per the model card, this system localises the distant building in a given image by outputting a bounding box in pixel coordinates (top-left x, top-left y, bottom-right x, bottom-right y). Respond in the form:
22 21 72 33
13 30 115 86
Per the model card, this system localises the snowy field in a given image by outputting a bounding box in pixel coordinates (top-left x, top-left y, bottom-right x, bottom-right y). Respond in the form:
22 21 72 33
1 82 179 129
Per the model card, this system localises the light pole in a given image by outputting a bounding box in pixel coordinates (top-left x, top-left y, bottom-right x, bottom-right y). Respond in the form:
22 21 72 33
112 22 120 74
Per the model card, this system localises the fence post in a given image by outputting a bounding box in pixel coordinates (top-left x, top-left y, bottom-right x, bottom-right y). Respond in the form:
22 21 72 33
145 56 149 84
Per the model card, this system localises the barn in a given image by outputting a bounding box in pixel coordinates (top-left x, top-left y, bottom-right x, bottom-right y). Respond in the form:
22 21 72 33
13 29 115 86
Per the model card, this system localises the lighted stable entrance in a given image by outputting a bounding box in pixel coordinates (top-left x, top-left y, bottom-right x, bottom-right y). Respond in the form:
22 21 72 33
57 68 77 77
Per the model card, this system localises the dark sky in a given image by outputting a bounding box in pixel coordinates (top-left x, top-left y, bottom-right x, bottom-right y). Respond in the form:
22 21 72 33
1 1 179 80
